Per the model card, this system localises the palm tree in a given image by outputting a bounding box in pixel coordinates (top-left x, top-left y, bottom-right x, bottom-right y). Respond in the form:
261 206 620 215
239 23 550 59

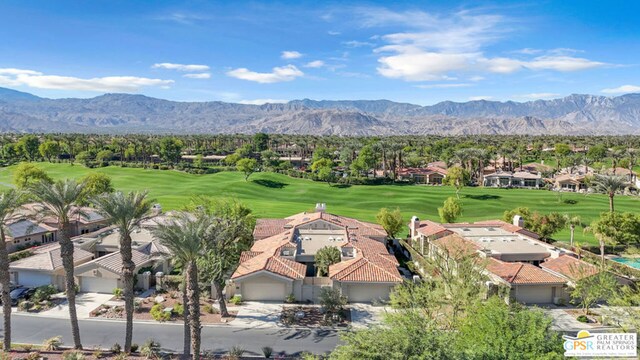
564 215 582 247
92 191 153 353
0 190 24 351
584 223 616 268
30 179 86 349
151 212 211 359
591 175 629 212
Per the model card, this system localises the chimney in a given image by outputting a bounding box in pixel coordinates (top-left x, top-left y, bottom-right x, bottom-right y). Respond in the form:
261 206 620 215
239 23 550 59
410 216 420 238
513 215 524 228
315 203 326 212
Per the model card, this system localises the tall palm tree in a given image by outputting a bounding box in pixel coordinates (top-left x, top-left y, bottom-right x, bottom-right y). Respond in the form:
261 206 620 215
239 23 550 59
591 175 629 212
92 191 153 353
584 223 616 268
564 215 582 247
151 212 211 359
0 190 24 351
30 179 86 349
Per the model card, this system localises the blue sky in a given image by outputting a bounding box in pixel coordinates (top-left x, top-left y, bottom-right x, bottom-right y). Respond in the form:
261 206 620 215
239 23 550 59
0 0 639 105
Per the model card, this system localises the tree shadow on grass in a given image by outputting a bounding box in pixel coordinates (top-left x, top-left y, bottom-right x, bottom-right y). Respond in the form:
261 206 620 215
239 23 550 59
252 179 289 189
332 184 352 189
464 194 501 200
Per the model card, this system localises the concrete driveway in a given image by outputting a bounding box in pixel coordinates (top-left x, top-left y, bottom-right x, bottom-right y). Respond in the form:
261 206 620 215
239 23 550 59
232 301 283 328
349 303 388 329
39 293 113 319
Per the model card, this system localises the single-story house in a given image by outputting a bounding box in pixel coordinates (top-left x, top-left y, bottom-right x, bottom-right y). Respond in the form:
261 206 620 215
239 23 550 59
553 173 590 192
483 170 543 188
397 166 448 184
5 219 58 253
229 205 402 303
10 244 94 289
74 241 170 293
486 257 569 304
409 215 576 304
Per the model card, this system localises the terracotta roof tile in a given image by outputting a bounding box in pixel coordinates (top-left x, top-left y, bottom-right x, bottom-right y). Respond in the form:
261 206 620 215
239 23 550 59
486 258 565 285
540 255 599 281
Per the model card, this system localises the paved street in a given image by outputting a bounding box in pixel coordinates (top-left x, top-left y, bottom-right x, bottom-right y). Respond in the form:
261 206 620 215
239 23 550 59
5 314 341 356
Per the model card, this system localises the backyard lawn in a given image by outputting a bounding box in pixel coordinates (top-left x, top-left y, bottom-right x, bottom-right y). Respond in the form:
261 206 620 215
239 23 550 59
1 163 638 246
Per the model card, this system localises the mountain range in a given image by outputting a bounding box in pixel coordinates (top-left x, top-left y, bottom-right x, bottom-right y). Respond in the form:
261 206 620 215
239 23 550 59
1 87 640 135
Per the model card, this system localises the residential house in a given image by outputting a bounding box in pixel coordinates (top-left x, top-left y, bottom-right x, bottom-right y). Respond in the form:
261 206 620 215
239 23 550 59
73 227 171 293
483 170 544 188
553 173 590 192
408 216 580 304
5 219 58 253
397 166 448 184
229 204 402 303
10 243 94 289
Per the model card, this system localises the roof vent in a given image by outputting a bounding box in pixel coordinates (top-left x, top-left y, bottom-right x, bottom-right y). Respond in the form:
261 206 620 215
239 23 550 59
284 224 293 229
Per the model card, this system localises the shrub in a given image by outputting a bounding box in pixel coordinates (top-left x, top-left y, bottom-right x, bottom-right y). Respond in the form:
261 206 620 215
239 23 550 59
21 344 34 352
62 350 85 360
43 336 63 350
110 343 122 354
92 349 104 359
230 295 242 305
227 345 245 360
203 303 218 314
318 287 347 315
112 288 123 299
577 315 589 323
173 302 184 316
140 339 161 359
285 293 296 304
262 346 274 358
25 352 41 360
18 300 33 311
150 304 171 322
130 343 139 353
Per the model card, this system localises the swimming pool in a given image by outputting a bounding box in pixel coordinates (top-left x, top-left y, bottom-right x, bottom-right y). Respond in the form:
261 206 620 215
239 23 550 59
612 257 640 269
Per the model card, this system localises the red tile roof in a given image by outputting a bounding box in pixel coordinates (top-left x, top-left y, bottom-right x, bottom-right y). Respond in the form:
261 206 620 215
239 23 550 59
233 211 400 283
431 234 481 256
540 255 599 281
486 258 565 285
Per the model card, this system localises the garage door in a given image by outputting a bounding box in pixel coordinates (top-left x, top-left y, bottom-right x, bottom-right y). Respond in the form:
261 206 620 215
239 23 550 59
242 281 286 301
18 272 51 288
516 285 553 304
80 277 118 294
346 284 392 303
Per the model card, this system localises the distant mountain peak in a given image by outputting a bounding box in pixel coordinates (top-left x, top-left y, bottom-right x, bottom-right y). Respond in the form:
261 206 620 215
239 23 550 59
0 87 639 135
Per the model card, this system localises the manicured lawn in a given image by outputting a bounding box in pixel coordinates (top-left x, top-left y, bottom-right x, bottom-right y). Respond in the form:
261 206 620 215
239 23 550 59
1 163 638 246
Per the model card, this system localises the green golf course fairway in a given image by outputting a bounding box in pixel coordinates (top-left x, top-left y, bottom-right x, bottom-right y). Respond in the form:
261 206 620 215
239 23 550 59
1 163 637 246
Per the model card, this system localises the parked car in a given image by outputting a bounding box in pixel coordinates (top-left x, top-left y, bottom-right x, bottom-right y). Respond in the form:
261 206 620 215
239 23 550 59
9 287 34 306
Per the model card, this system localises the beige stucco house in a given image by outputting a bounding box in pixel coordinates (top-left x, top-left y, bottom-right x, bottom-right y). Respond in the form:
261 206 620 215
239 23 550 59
229 205 402 303
407 216 588 304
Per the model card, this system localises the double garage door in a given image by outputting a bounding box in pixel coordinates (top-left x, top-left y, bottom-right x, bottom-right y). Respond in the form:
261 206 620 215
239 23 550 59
516 285 554 304
344 284 392 303
17 271 52 288
79 276 119 294
241 281 286 301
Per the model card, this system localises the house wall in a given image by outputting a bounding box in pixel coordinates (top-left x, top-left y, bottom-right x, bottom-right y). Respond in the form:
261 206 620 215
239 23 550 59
335 281 395 303
512 284 567 304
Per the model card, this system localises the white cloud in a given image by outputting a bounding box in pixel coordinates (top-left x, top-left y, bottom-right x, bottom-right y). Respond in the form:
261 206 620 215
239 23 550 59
152 63 210 72
526 56 604 71
342 40 375 48
469 76 484 81
469 95 493 101
0 68 173 92
183 72 211 79
238 99 289 105
226 65 304 83
281 51 303 59
601 85 640 94
354 8 607 82
304 60 325 68
515 92 560 100
328 31 341 36
415 83 472 89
